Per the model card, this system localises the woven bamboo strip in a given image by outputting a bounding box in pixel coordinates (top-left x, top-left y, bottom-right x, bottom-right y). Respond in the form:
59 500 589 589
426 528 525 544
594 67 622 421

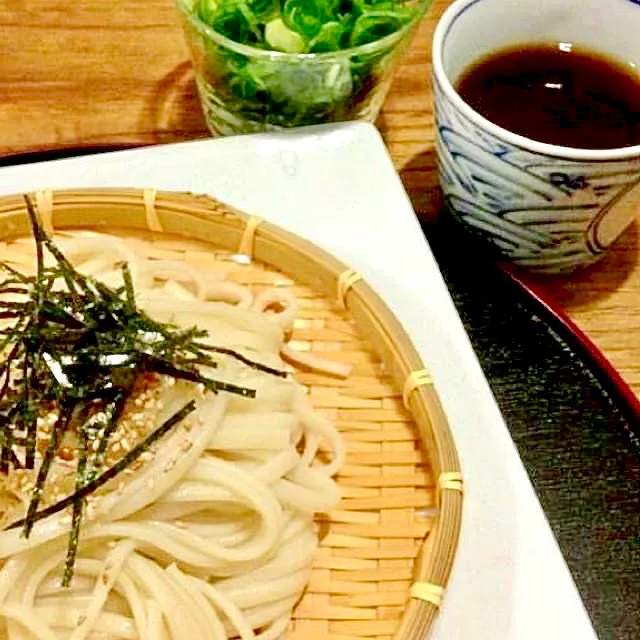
0 189 463 640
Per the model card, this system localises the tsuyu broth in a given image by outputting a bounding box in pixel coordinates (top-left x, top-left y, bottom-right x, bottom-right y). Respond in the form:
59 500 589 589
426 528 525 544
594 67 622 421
455 43 640 150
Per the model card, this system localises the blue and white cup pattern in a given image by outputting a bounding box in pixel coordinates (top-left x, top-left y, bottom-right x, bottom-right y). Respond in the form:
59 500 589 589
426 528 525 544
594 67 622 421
434 78 640 272
432 0 640 273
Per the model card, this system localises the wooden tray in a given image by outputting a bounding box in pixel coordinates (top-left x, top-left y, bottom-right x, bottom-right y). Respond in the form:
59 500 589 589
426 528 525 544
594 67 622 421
0 188 463 640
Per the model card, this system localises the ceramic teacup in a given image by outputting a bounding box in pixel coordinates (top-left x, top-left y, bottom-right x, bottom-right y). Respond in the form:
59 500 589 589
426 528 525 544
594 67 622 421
432 0 640 273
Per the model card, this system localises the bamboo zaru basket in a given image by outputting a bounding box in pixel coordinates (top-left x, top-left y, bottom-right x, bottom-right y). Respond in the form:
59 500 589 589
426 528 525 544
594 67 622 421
0 189 463 640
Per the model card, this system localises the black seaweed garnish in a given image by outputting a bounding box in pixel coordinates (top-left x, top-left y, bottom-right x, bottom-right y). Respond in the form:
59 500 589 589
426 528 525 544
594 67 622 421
0 196 287 582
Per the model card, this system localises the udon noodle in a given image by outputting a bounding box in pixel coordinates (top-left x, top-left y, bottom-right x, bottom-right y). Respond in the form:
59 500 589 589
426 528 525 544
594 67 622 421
0 232 345 640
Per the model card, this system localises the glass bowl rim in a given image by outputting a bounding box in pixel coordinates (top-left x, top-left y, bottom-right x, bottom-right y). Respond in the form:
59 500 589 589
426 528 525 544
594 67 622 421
175 0 432 60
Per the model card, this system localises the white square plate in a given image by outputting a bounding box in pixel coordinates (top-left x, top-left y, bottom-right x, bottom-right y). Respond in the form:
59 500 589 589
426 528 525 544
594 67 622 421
0 122 596 639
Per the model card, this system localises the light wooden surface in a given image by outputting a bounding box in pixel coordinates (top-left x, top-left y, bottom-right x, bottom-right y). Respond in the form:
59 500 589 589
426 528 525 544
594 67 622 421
0 0 638 399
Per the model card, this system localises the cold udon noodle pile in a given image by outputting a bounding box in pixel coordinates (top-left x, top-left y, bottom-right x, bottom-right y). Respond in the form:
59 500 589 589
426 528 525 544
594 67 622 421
0 233 345 640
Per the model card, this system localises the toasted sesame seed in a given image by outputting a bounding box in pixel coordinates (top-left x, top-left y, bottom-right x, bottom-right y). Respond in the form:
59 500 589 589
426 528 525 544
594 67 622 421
57 446 74 462
163 459 176 473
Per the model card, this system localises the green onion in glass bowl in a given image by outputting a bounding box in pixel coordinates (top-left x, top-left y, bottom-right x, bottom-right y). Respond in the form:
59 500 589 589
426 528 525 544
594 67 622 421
175 0 432 135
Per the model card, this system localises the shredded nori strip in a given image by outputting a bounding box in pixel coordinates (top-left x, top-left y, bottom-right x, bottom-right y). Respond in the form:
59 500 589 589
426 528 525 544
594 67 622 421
120 262 136 312
63 428 88 587
196 344 288 378
7 400 197 532
140 356 256 398
0 195 288 582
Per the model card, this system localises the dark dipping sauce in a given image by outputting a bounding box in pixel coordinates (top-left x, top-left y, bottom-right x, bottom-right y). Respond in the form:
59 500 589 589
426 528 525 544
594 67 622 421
455 43 640 150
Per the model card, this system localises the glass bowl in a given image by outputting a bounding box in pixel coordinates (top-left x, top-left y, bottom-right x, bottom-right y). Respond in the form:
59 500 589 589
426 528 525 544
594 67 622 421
175 0 432 135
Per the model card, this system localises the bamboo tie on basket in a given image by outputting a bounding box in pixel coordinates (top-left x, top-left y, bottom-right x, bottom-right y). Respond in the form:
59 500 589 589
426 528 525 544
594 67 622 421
238 215 264 259
144 189 163 232
402 369 433 409
410 581 444 607
337 268 362 310
439 471 464 493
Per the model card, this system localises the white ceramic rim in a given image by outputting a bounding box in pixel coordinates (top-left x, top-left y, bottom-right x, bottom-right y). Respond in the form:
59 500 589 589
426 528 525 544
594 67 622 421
432 0 640 162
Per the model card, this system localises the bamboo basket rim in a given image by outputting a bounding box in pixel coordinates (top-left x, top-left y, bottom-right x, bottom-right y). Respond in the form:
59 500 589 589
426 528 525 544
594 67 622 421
0 187 464 639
